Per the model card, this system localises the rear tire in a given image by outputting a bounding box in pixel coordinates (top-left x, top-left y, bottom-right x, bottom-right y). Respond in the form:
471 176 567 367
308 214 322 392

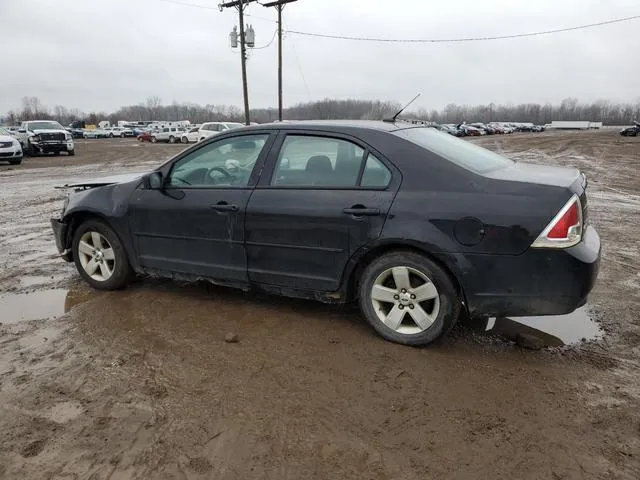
181 136 188 144
358 251 461 346
72 219 133 290
169 135 176 144
151 136 157 143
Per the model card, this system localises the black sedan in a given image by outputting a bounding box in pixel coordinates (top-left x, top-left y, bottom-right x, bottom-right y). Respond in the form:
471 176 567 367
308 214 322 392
50 120 600 346
619 121 640 137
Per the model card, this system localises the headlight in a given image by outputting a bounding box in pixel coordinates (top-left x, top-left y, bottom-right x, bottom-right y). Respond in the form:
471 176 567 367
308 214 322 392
29 135 40 143
65 133 72 140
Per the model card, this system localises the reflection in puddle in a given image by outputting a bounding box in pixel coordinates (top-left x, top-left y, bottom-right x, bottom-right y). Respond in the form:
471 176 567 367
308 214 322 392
0 288 95 324
486 306 603 347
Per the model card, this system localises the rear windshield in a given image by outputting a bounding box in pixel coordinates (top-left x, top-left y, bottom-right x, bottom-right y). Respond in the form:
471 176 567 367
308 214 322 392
393 127 514 174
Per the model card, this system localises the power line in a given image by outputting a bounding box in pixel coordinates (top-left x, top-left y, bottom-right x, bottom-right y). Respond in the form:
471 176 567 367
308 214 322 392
284 14 640 43
252 28 278 49
155 0 275 22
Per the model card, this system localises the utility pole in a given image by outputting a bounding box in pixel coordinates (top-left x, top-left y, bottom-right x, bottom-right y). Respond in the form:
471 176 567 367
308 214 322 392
262 0 298 122
219 0 258 125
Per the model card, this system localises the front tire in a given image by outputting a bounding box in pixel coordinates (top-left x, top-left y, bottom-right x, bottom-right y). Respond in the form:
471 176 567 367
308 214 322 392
9 159 22 165
169 135 176 144
72 219 133 290
181 136 188 144
68 149 75 156
358 251 461 346
151 136 157 143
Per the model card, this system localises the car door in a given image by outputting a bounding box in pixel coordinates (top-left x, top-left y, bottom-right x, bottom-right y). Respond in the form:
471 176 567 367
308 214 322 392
245 131 400 292
128 132 274 283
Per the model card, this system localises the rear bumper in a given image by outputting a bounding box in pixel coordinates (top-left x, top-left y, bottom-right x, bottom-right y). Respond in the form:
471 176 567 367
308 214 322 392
460 225 601 317
51 218 72 262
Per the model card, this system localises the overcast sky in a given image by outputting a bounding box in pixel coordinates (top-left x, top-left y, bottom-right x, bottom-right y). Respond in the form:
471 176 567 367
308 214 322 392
1 0 639 114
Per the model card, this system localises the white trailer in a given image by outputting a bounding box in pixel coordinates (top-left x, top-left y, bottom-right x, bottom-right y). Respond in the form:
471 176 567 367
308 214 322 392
548 121 591 130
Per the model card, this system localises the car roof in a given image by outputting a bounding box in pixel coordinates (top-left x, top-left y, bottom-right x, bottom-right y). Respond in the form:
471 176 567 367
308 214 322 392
235 119 408 132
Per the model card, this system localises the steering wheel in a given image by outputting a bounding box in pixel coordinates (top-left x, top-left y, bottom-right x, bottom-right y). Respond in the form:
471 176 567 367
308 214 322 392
207 166 235 184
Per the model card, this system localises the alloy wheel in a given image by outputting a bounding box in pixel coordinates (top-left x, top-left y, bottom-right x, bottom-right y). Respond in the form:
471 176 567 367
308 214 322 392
77 231 115 281
370 266 440 335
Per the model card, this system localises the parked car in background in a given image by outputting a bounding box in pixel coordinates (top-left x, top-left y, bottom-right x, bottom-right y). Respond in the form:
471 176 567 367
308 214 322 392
151 127 183 143
181 127 200 144
15 120 75 156
137 131 154 142
83 128 110 139
619 121 640 137
197 122 244 142
0 127 23 165
50 120 599 347
68 128 86 139
109 127 134 138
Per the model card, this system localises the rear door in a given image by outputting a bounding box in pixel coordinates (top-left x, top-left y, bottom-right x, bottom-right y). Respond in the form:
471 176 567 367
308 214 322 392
245 131 400 292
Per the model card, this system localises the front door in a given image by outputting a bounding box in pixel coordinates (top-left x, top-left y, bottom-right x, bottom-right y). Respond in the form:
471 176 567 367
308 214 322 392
128 133 273 282
245 132 399 292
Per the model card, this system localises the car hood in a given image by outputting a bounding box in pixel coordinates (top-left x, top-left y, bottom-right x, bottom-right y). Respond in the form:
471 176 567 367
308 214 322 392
31 128 69 134
60 172 146 189
484 162 582 189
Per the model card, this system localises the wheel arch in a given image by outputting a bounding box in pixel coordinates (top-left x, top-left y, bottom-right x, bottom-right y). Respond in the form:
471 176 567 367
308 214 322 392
343 241 468 313
63 211 129 261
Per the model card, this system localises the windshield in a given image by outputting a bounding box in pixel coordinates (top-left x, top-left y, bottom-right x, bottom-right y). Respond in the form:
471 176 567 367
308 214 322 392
27 121 64 130
0 127 10 136
393 127 514 174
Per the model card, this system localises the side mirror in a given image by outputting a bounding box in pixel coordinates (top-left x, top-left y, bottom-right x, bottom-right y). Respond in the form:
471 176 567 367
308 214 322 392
146 172 164 189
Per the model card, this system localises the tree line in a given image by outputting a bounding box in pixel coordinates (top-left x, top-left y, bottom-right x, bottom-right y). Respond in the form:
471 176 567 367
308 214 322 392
4 96 639 126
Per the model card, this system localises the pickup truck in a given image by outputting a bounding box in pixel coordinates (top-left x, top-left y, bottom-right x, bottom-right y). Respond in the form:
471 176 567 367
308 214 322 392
16 120 75 156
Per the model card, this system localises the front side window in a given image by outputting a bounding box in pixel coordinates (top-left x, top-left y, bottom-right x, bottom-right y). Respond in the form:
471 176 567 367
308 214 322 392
271 135 366 187
393 127 514 174
168 134 269 188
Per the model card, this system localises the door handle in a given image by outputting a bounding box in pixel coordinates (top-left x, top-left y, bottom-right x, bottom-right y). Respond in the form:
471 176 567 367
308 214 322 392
343 207 381 216
211 202 239 212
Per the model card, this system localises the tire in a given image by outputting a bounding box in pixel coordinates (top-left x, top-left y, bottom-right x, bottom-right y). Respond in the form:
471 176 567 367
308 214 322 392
9 159 22 165
181 136 188 144
109 133 114 138
358 251 461 346
151 136 157 143
68 149 75 156
169 135 175 144
53 151 61 156
72 219 133 290
120 133 125 138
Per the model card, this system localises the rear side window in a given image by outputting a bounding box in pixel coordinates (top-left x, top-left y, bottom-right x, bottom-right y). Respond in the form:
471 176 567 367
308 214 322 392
361 154 391 187
271 135 365 187
393 127 514 174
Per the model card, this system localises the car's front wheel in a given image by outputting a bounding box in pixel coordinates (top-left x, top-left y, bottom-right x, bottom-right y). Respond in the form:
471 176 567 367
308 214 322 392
358 251 460 346
151 136 157 143
68 149 75 156
181 136 188 144
169 135 176 144
72 219 133 290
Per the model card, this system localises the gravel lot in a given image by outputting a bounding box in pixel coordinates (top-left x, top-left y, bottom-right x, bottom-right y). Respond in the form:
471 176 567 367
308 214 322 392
0 132 639 479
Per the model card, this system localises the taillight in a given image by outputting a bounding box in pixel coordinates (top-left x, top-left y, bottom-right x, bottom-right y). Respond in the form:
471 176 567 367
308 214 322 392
531 194 583 248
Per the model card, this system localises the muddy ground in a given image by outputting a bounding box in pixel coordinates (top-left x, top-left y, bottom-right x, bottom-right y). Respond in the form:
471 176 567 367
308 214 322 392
0 132 639 479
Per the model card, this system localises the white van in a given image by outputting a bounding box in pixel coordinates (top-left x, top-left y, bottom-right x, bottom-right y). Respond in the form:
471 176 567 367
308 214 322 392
197 122 244 142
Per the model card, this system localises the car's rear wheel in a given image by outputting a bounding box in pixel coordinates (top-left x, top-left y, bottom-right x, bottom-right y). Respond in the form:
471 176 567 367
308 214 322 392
120 133 125 138
151 136 157 143
181 136 188 144
358 251 460 346
169 135 176 144
72 219 133 290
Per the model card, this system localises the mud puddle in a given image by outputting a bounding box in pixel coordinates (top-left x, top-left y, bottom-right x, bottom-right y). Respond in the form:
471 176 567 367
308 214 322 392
0 288 95 324
485 306 603 347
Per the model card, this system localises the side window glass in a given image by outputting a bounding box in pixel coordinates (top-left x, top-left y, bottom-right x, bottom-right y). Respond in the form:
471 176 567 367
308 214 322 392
167 134 269 188
360 153 392 188
271 135 365 187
